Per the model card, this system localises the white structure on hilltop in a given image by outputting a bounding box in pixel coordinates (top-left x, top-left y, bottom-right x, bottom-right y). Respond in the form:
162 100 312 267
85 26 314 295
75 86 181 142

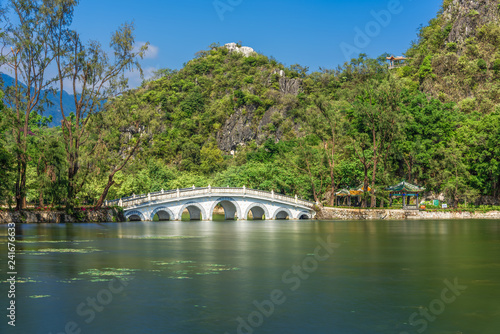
224 43 255 57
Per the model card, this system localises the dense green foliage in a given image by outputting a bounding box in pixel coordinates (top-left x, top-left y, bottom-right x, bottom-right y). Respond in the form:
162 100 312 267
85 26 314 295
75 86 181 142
1 0 499 209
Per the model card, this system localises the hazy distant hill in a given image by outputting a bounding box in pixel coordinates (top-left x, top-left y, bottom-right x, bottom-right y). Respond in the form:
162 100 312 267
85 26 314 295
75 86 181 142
1 73 76 126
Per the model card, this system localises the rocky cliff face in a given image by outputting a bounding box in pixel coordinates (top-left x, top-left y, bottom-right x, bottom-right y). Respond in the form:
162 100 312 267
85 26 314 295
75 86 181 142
414 0 500 111
218 107 272 152
216 64 303 152
442 0 500 44
217 105 297 152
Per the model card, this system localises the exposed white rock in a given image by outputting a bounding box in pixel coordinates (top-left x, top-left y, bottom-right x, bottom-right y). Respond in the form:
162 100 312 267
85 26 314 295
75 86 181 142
272 69 285 77
224 43 255 57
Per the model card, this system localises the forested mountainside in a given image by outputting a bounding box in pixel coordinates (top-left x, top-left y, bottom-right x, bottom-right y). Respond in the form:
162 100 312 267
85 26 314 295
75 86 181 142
403 0 500 113
1 0 499 209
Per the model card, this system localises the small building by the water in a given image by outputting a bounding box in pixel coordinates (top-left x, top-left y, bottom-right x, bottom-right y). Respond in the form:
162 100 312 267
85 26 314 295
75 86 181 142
335 185 372 207
386 180 425 210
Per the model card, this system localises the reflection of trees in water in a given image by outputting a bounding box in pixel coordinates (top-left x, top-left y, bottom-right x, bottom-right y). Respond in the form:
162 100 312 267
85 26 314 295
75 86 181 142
15 223 23 238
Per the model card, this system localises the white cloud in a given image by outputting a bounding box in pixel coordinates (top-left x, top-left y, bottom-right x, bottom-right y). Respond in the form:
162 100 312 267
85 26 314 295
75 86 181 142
125 66 158 89
135 41 159 59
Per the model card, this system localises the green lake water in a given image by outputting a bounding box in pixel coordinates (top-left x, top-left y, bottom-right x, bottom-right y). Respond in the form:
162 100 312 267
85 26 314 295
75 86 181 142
1 219 499 334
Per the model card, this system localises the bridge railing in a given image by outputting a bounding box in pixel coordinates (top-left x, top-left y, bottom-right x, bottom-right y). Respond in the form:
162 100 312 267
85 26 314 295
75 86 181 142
107 187 315 209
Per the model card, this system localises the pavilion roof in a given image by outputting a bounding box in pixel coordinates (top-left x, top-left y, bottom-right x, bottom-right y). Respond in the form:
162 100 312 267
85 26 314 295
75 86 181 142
336 185 373 196
386 55 407 61
385 180 425 193
335 189 351 196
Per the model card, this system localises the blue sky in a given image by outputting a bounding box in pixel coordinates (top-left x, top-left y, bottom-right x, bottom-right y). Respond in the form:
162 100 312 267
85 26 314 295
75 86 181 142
9 0 444 87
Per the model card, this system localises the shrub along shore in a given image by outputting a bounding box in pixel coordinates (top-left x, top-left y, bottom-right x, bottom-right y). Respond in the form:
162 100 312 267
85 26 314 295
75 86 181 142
0 207 125 224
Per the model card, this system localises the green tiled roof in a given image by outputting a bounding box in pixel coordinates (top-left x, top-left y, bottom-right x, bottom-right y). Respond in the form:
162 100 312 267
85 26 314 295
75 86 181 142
385 180 425 192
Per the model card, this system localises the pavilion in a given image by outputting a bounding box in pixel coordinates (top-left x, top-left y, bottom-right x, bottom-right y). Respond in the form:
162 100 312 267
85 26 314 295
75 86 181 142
386 55 408 69
386 181 425 209
335 189 351 206
335 185 372 207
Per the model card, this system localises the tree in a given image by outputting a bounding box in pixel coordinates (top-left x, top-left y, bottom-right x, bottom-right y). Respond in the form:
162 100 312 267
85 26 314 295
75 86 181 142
294 139 327 203
0 0 55 209
347 79 402 207
47 1 147 210
0 89 14 205
200 140 224 174
432 140 479 207
26 117 66 207
395 92 457 187
305 96 349 206
456 110 500 200
91 92 157 208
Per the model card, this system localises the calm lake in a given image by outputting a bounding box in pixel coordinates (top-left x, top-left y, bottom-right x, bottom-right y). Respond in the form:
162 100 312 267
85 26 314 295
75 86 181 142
1 219 499 334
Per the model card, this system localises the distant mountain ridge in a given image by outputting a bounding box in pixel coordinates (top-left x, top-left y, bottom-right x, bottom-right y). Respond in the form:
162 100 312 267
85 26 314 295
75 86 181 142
1 73 76 126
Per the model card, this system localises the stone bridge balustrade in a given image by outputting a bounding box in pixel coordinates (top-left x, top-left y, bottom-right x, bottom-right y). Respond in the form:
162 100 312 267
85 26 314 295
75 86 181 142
107 187 316 222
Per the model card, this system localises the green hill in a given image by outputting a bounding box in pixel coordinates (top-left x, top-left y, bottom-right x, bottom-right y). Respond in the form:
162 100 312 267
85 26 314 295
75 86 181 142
101 30 499 207
402 0 500 113
137 43 304 163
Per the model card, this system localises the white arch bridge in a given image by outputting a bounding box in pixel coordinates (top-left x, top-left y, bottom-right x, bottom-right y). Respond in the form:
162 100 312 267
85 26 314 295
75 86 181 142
107 186 316 221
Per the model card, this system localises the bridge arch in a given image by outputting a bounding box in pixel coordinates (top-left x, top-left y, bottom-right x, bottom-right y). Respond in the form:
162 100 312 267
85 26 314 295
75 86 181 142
125 210 146 222
150 207 175 221
273 208 292 220
178 202 206 221
244 203 270 220
298 211 312 219
208 197 242 220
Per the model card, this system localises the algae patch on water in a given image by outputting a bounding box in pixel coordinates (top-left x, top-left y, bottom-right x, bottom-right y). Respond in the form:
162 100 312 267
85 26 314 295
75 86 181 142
57 278 84 283
23 248 101 255
150 260 240 280
17 240 92 244
1 277 41 284
124 235 205 240
78 268 138 282
29 295 51 299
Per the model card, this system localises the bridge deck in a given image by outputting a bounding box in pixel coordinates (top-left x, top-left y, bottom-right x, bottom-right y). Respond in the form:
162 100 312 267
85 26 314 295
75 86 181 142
108 187 315 209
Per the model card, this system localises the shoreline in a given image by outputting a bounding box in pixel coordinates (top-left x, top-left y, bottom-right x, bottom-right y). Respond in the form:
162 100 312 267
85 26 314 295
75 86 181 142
1 207 499 223
316 207 500 220
0 208 126 224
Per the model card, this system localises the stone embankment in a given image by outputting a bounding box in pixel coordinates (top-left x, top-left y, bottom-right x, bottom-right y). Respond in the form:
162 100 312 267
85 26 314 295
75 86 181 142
316 207 500 220
0 208 125 224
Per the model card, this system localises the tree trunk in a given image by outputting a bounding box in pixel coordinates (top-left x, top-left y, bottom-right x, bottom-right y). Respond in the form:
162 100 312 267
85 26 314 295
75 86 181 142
94 139 142 209
15 157 27 210
370 158 378 208
311 181 319 203
14 125 27 210
67 149 79 210
328 139 336 207
15 159 22 210
95 178 115 209
362 175 369 208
